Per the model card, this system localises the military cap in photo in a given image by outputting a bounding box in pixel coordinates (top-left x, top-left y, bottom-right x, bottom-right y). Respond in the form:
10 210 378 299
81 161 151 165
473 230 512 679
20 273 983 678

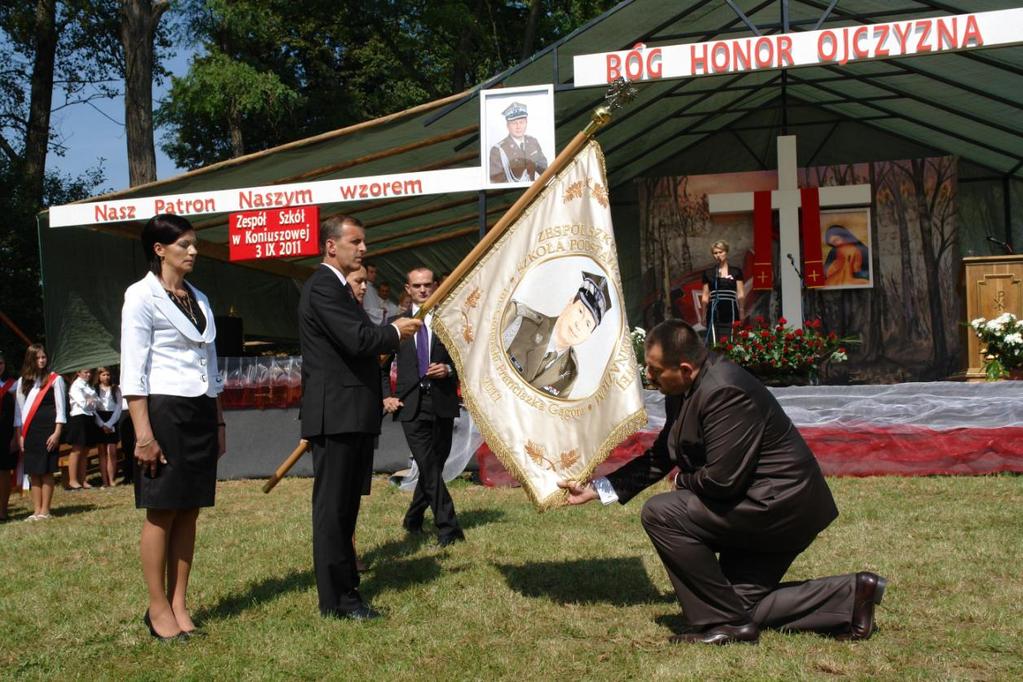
502 101 529 121
575 271 612 326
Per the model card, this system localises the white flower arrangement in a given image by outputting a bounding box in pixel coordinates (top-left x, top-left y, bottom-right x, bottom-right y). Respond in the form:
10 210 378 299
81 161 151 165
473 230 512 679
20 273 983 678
971 312 1023 380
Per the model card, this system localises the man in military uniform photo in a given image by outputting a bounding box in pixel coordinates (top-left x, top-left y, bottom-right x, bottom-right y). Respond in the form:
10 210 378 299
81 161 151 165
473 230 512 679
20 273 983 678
488 101 549 184
502 271 611 398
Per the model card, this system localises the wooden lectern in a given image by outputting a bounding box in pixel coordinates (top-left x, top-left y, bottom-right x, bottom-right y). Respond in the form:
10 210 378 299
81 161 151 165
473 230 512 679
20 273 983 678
962 255 1023 379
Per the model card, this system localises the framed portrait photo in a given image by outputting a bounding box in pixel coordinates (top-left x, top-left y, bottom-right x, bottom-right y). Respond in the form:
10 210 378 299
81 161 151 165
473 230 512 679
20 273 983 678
480 84 555 190
819 208 873 290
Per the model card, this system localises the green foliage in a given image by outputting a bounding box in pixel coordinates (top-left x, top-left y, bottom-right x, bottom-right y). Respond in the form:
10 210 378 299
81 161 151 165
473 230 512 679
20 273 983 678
1 475 1022 678
0 158 105 359
156 0 617 169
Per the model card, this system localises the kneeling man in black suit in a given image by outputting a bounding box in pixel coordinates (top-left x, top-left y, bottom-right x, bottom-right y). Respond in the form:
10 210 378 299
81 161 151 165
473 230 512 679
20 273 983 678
561 320 886 645
383 267 465 546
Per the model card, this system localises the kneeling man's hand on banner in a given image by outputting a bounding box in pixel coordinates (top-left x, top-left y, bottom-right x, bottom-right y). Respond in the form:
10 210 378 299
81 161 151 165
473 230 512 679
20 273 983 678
558 479 598 505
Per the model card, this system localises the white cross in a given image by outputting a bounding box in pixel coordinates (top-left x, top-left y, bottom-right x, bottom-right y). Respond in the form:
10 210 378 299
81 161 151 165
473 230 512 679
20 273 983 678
708 135 871 329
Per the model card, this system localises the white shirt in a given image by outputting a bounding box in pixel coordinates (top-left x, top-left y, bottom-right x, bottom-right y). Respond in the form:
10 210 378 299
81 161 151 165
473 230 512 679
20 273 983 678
121 272 223 398
68 377 99 417
321 263 402 340
363 281 384 324
13 375 68 430
94 386 122 429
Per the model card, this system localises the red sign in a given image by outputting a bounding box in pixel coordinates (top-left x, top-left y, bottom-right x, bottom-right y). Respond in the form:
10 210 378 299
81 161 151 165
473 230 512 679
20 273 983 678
228 206 319 261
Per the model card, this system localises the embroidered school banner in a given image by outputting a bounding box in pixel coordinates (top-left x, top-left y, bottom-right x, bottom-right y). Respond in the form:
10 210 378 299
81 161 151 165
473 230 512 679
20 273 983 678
432 140 646 510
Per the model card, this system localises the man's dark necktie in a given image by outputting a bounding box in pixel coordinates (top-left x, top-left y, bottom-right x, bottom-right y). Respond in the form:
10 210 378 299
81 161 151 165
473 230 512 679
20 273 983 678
416 322 430 377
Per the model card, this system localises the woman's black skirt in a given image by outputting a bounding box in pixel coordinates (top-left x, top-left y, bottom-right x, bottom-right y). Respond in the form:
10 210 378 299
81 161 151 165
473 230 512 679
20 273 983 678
134 394 218 510
94 411 120 444
23 391 59 475
65 413 98 446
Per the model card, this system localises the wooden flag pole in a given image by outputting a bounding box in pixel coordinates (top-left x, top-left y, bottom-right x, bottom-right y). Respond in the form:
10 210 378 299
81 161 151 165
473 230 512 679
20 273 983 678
262 439 310 493
262 79 637 492
416 77 637 320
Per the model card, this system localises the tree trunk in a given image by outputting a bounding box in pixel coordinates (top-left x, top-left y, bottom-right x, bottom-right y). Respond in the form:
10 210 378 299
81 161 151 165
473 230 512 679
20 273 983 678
909 158 948 375
120 0 169 187
228 109 245 157
520 0 542 61
22 0 58 205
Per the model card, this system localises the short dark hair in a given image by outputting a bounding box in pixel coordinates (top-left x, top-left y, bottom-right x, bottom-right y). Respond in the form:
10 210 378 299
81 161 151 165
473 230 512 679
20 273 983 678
319 215 363 253
646 320 707 367
406 266 434 283
142 214 194 276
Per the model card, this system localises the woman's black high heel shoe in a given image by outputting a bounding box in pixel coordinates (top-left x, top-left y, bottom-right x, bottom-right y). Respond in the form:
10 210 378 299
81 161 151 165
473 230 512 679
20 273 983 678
144 610 188 642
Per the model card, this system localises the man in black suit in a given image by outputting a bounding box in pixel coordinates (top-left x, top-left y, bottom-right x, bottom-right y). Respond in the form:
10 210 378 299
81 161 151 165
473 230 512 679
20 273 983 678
561 320 886 645
382 267 465 546
299 215 421 620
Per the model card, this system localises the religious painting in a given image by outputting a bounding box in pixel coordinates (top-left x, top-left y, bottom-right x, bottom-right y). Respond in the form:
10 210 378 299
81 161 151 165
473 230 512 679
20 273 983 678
819 208 873 289
501 256 620 400
480 84 555 190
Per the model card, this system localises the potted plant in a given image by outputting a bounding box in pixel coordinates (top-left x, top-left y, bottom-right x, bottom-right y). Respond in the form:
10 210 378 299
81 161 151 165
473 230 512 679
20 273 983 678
970 313 1023 380
712 317 851 386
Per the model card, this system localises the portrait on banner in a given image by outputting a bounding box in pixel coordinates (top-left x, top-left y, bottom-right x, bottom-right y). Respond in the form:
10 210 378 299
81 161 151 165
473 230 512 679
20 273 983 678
501 258 621 400
480 84 555 190
819 208 872 289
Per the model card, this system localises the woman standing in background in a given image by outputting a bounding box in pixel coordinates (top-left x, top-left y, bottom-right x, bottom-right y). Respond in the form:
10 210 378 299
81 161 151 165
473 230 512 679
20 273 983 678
93 367 121 488
66 367 99 489
0 351 18 521
700 240 745 345
14 344 66 521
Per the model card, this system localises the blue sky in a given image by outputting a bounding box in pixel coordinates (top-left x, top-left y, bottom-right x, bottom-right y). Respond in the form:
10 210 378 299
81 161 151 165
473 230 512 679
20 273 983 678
45 49 193 194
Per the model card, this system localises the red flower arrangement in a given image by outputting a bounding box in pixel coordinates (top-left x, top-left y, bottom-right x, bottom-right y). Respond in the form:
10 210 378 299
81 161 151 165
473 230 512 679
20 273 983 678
713 317 852 385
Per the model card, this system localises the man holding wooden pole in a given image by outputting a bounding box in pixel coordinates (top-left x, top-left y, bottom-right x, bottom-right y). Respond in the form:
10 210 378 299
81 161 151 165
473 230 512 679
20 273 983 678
298 215 420 621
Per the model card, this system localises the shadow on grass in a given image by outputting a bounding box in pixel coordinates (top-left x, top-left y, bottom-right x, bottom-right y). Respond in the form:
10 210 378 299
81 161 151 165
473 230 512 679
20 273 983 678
496 557 672 606
192 568 314 623
50 504 99 518
362 555 442 600
456 507 504 531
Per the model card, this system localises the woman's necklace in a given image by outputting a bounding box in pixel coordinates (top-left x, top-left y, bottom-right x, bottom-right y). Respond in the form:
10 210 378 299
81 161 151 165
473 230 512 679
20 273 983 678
166 287 198 326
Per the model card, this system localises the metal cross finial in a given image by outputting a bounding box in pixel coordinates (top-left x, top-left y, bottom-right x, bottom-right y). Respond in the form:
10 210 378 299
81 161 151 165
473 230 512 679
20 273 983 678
605 76 638 112
586 77 638 136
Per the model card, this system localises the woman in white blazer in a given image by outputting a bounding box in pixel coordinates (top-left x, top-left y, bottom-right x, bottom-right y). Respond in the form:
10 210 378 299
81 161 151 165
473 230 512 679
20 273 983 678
121 214 225 641
13 343 67 520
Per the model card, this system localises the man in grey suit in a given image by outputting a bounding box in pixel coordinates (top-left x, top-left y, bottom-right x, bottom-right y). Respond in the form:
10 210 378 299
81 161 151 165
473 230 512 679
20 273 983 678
561 320 886 645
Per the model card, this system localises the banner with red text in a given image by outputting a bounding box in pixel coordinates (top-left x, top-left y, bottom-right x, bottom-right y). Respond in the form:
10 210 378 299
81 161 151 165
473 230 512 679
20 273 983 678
573 9 1022 87
228 206 319 261
47 167 480 228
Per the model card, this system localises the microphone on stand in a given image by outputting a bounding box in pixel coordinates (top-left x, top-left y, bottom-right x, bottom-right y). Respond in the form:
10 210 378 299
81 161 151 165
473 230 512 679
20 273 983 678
786 253 804 281
985 235 1014 254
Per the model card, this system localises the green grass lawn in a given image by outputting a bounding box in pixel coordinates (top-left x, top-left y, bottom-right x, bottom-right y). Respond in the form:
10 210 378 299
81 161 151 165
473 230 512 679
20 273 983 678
2 474 1021 680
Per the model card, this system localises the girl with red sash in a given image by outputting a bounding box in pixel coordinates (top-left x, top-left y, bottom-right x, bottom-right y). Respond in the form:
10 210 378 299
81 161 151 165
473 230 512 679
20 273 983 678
0 351 18 521
13 344 67 521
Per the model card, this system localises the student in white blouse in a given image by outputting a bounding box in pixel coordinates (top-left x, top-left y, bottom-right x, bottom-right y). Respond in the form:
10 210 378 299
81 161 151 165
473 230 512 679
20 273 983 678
66 367 99 489
92 367 121 488
121 214 225 641
13 344 67 520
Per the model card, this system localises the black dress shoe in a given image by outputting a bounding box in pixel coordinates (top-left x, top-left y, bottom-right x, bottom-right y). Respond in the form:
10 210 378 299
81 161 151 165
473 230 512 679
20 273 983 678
669 622 759 645
402 521 424 534
331 604 382 621
838 572 887 641
143 610 188 642
436 531 465 547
